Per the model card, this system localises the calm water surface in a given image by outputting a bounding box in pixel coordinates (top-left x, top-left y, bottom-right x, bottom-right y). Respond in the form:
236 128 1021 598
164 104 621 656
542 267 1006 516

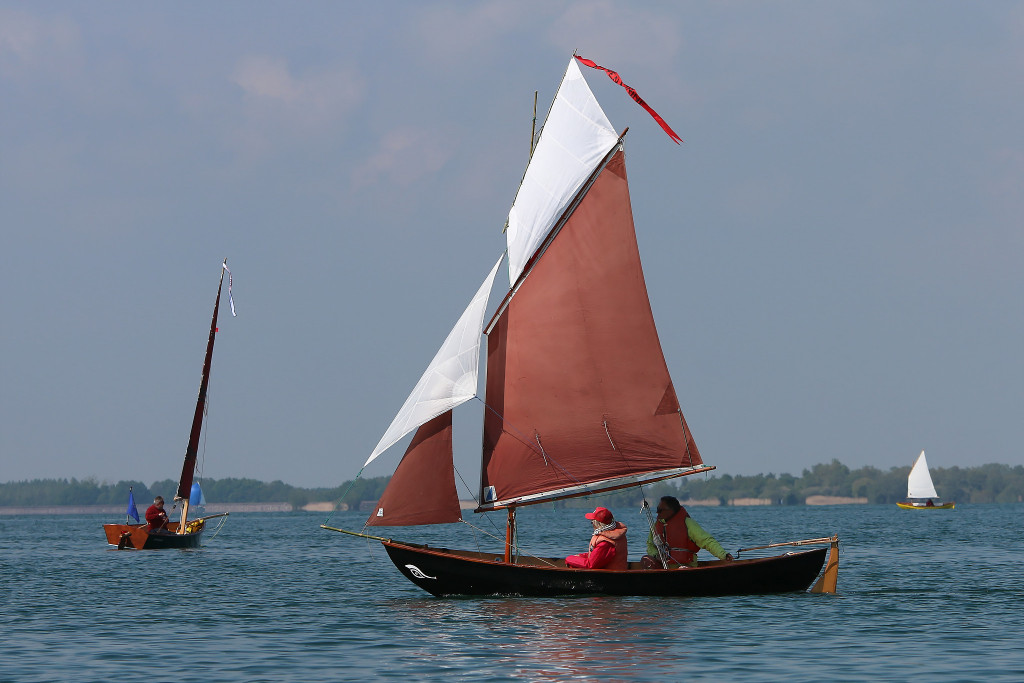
1 503 1021 681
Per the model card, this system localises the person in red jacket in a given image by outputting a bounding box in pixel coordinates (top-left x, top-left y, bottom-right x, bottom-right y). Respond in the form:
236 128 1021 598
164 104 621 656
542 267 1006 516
565 507 628 570
145 496 171 533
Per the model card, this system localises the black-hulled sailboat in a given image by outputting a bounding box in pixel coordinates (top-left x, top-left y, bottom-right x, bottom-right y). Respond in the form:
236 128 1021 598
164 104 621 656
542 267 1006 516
104 260 232 549
323 57 838 596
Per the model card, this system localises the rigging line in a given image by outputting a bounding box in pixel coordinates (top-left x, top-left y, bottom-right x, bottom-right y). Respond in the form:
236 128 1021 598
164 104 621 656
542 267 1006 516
205 514 229 541
198 378 212 484
472 396 589 492
452 464 503 536
452 464 480 507
323 466 365 527
458 519 560 568
639 495 671 569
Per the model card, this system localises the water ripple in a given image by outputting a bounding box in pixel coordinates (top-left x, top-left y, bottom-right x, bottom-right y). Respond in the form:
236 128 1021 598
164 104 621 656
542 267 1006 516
1 505 1022 681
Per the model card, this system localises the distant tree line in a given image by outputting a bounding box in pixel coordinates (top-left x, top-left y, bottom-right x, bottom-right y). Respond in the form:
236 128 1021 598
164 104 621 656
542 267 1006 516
563 460 1024 508
0 476 389 510
2 461 1023 508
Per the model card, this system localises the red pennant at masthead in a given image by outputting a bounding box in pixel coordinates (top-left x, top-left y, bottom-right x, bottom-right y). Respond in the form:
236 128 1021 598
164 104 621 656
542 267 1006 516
574 55 682 144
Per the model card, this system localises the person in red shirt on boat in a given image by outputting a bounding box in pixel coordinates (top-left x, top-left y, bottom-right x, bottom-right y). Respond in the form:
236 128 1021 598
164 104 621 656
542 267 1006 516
565 507 628 570
642 496 734 568
145 496 171 533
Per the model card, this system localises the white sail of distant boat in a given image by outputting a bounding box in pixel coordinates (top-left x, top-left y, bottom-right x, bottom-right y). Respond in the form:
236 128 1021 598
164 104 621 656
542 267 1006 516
898 450 955 509
907 450 939 499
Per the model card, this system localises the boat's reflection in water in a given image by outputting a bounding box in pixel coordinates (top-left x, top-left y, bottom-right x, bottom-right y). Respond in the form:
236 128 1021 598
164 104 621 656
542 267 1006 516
391 596 681 680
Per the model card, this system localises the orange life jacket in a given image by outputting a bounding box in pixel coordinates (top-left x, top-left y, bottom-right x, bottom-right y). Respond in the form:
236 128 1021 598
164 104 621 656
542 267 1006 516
655 509 698 565
590 522 628 570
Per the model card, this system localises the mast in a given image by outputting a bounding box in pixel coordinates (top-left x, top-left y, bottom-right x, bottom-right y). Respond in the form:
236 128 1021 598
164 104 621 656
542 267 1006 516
176 259 226 531
530 90 538 157
504 506 517 563
494 92 538 547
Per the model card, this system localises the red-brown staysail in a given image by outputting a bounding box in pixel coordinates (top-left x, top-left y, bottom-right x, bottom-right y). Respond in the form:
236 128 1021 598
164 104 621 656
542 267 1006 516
365 411 462 527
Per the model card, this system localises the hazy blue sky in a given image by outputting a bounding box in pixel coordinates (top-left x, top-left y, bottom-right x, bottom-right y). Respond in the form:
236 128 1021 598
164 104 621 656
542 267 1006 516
2 2 1021 491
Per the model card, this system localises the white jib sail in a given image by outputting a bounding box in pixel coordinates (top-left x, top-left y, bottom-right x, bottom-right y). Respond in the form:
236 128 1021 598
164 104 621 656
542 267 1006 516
505 57 619 285
907 450 939 499
365 255 505 466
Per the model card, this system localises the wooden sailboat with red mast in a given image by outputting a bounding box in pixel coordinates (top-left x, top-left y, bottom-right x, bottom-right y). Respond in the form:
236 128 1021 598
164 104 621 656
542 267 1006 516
104 260 232 549
323 57 838 596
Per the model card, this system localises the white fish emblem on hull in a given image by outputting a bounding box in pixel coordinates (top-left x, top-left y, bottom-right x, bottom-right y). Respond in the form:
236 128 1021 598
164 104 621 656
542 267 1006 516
405 564 437 580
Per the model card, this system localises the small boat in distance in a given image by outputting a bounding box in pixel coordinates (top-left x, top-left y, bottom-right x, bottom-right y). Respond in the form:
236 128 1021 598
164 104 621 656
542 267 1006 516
323 57 837 597
896 450 955 510
103 260 233 549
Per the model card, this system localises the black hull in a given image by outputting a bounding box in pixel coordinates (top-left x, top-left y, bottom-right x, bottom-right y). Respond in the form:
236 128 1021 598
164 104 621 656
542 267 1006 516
382 541 828 597
142 529 203 549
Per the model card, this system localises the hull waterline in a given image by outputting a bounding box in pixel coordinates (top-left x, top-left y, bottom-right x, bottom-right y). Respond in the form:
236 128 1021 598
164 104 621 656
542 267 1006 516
381 540 828 597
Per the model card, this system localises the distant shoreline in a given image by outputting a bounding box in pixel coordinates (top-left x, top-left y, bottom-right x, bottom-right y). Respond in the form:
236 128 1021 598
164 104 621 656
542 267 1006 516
0 495 873 516
0 502 342 516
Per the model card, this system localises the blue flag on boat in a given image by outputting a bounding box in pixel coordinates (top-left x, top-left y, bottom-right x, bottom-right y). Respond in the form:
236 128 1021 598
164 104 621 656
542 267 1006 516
126 488 140 523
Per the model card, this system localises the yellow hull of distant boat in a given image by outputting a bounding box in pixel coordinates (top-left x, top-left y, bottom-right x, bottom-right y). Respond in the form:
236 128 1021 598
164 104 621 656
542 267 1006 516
896 501 955 510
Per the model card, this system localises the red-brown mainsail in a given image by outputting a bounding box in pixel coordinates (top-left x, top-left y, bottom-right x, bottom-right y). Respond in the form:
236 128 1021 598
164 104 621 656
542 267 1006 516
481 151 703 506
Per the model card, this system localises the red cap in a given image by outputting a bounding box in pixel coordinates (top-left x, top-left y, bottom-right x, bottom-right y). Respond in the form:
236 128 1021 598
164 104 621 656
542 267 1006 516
584 507 613 524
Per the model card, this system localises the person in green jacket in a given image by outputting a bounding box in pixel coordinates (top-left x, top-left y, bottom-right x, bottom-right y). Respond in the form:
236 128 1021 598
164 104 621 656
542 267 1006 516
642 496 734 568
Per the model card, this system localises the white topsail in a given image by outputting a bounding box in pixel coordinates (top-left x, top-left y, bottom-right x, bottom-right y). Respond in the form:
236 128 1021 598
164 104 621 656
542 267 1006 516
505 57 619 286
907 450 940 499
365 255 505 466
